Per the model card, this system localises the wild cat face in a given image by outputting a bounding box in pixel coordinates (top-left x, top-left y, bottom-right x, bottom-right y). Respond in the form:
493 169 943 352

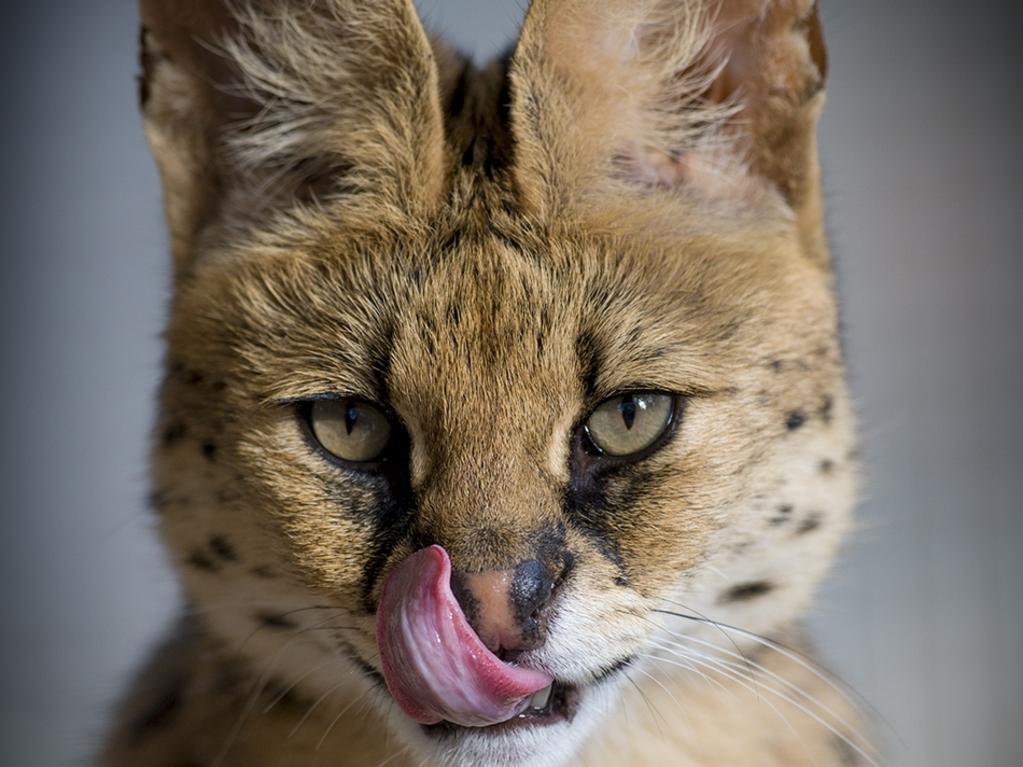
142 0 854 764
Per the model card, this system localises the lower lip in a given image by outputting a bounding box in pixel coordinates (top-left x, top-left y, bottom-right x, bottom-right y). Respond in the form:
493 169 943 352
424 682 579 736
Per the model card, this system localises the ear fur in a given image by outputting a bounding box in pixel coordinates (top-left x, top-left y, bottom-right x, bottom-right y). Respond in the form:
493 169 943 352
139 0 445 274
508 0 830 262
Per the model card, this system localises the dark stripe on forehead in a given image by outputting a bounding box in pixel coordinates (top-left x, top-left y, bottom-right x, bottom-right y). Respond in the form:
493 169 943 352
575 329 602 403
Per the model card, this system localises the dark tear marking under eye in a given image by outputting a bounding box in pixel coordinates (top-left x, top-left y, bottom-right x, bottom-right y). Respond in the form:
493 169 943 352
785 410 807 431
208 535 237 562
563 441 649 587
797 513 823 535
358 457 418 614
718 581 775 604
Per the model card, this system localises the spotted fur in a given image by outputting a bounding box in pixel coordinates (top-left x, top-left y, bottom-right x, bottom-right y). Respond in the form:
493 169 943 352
104 1 872 765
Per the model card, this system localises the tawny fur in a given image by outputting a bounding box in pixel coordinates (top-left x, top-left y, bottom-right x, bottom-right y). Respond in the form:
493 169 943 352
105 1 872 765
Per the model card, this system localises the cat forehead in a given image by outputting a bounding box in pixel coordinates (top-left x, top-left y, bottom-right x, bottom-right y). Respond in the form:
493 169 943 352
198 215 801 409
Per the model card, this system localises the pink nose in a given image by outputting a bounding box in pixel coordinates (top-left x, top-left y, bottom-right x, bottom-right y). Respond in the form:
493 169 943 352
453 559 556 659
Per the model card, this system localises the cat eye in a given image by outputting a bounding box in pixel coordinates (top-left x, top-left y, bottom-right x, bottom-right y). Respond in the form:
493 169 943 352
306 398 392 464
583 392 676 458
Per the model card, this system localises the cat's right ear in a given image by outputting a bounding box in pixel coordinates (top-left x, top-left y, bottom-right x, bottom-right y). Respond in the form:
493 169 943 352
139 0 445 274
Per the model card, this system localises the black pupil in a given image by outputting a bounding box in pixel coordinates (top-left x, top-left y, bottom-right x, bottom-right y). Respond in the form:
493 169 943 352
618 395 637 430
344 402 359 435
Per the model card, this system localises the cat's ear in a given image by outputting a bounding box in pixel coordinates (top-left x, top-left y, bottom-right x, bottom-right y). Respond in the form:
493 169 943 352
508 0 829 259
139 0 445 272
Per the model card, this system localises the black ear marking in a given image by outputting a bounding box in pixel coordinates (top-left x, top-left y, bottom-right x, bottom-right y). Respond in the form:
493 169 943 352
718 581 774 604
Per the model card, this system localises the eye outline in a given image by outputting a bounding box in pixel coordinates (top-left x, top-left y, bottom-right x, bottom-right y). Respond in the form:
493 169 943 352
294 393 402 472
579 391 682 463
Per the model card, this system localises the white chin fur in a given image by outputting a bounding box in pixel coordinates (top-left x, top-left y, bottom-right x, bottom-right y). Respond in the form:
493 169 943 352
382 677 624 767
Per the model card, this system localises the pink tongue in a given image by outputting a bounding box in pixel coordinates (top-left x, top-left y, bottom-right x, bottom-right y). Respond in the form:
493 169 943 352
376 545 553 727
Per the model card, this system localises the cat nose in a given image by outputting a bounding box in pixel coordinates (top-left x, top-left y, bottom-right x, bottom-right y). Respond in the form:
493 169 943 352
451 558 563 659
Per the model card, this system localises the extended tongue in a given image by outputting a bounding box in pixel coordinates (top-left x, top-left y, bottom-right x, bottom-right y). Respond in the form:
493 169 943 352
375 545 554 727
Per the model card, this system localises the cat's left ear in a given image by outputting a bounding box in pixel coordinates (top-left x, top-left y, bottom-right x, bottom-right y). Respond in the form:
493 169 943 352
508 0 830 262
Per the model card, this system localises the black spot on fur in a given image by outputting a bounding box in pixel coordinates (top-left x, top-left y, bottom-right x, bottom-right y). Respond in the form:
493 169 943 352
209 535 237 562
797 513 823 534
769 359 784 372
201 442 217 461
819 459 835 474
819 394 834 424
129 677 183 740
257 612 296 630
161 422 187 447
770 503 794 525
187 551 217 572
719 581 775 604
186 370 204 385
251 565 276 579
785 410 807 431
212 380 227 393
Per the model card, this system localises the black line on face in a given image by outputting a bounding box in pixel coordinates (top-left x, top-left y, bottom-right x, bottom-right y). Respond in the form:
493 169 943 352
563 433 640 586
575 330 602 402
357 440 417 614
592 655 635 683
718 581 775 604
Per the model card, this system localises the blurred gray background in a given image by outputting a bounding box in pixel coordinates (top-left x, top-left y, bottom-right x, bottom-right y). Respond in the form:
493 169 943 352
1 0 1020 764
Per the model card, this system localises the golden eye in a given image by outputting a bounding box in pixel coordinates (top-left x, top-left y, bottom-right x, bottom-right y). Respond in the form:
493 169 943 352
584 392 675 457
308 399 392 463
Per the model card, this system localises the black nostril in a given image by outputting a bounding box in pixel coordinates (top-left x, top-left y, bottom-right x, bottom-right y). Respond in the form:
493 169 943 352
511 559 553 621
